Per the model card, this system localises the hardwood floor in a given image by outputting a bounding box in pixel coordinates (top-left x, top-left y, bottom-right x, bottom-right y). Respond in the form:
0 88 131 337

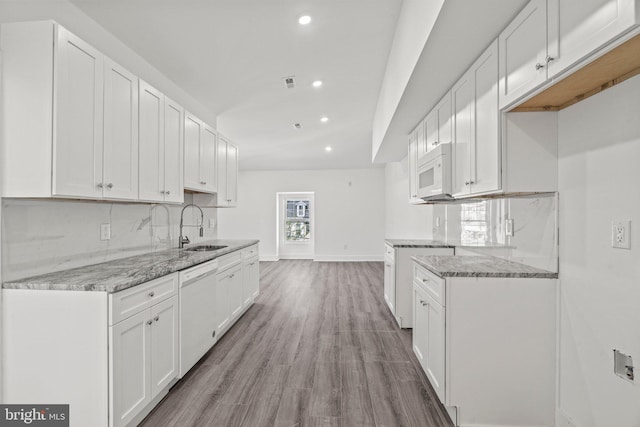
141 260 454 427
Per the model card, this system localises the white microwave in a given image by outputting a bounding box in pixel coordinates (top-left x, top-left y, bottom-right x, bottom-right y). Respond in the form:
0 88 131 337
416 143 452 200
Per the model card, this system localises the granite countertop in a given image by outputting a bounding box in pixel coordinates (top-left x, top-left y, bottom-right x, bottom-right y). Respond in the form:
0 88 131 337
384 239 454 248
412 255 558 279
2 239 259 293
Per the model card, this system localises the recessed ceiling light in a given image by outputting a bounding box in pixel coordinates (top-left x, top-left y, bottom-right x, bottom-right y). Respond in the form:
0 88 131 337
298 15 312 25
312 80 323 88
320 116 329 123
325 146 332 152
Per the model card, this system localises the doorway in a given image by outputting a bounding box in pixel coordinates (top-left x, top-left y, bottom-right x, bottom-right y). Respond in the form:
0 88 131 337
276 192 315 259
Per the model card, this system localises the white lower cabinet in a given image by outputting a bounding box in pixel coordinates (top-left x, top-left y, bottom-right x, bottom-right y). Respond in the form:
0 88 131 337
412 261 557 427
215 253 244 338
109 276 179 427
242 245 260 307
384 243 454 328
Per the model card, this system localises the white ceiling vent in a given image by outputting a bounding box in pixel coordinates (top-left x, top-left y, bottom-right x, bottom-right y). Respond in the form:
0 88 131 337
293 123 302 129
283 76 296 89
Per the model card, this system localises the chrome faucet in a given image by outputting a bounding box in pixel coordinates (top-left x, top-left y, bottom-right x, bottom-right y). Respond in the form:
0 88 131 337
179 204 204 248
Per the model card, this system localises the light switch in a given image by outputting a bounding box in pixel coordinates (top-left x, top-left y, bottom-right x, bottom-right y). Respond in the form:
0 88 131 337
506 219 514 237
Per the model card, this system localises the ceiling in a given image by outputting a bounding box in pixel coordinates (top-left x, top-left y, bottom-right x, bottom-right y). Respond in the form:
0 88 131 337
68 0 403 171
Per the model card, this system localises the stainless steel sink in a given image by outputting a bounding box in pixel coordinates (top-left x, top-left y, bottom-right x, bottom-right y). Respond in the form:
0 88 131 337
184 245 227 252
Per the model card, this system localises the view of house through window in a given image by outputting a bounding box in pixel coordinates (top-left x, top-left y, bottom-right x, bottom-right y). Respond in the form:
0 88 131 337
285 199 311 241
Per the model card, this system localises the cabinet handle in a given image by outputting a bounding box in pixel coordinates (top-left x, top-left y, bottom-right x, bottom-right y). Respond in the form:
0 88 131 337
422 278 428 283
535 62 545 70
434 141 439 146
229 273 235 279
412 194 417 198
96 183 104 189
154 315 160 322
464 181 470 186
146 320 153 325
148 291 155 297
249 262 255 266
160 190 165 194
469 180 475 185
166 190 171 195
200 181 207 185
545 55 555 64
106 183 113 189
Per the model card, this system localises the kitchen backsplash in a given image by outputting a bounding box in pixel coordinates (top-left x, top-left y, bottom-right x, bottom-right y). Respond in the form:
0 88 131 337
433 193 558 272
1 195 218 282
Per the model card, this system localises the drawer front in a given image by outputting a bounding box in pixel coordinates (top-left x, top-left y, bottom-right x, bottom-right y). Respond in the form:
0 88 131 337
109 273 178 325
218 251 242 272
241 244 259 260
413 264 445 306
384 244 395 262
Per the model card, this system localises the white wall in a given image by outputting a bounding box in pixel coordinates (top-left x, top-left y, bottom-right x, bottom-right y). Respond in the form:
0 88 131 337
0 0 214 124
372 0 444 158
217 169 385 262
384 159 433 239
557 75 640 427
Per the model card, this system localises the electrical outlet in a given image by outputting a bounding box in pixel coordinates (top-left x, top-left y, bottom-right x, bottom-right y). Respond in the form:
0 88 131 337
208 218 215 228
436 216 441 227
611 220 631 249
506 219 515 237
100 223 111 241
614 349 634 383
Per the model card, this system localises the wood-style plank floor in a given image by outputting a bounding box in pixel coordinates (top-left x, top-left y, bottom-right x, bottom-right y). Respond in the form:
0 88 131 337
141 260 454 427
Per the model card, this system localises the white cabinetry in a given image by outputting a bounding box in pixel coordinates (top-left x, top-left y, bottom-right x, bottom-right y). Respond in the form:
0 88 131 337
242 245 260 307
452 40 500 197
500 0 640 109
139 80 184 203
217 136 239 207
109 274 179 427
184 113 217 194
425 91 452 153
412 261 557 427
215 252 244 338
383 243 454 328
407 136 421 203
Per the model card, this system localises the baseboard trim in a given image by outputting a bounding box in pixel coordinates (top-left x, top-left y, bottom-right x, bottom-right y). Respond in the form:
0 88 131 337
260 255 280 262
313 255 384 262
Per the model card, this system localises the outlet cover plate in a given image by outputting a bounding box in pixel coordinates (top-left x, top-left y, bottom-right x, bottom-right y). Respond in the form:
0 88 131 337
506 219 514 237
100 223 111 241
612 220 630 249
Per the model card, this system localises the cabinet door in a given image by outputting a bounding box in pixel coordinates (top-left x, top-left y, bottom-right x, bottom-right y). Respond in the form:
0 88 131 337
184 113 202 190
228 264 244 320
413 285 428 370
471 40 500 195
417 119 428 158
110 310 151 427
53 26 104 199
498 0 548 109
547 0 638 77
424 292 446 404
242 258 259 307
215 272 231 335
384 260 395 313
217 138 228 206
408 138 419 202
226 143 238 207
163 97 184 203
424 111 438 153
138 81 164 202
436 92 452 147
451 70 473 197
201 126 217 193
150 296 179 397
103 58 139 200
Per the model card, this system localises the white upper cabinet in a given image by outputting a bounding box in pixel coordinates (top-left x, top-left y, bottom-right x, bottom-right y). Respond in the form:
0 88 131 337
216 136 239 207
425 91 452 154
53 25 105 199
547 0 639 78
139 81 184 203
408 136 421 203
424 110 438 154
102 58 139 200
498 0 549 109
453 40 500 197
184 112 217 194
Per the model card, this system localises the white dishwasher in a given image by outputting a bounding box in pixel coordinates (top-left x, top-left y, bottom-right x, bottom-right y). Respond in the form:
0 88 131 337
178 259 218 377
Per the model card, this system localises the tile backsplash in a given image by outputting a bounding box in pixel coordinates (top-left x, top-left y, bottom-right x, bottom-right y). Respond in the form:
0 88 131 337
433 193 558 272
1 195 218 281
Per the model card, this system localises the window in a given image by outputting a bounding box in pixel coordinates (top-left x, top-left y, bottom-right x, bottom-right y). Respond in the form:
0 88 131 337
285 199 311 241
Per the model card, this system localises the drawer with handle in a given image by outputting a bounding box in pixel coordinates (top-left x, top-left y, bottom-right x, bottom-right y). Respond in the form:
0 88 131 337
109 273 178 325
241 244 258 260
384 244 395 262
413 263 445 306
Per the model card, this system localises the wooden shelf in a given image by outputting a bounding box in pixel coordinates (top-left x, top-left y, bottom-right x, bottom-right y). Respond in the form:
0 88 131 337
511 33 640 112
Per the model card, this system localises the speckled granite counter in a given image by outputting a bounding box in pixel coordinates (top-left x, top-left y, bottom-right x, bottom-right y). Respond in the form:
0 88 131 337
384 239 454 248
2 239 259 293
412 255 558 279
